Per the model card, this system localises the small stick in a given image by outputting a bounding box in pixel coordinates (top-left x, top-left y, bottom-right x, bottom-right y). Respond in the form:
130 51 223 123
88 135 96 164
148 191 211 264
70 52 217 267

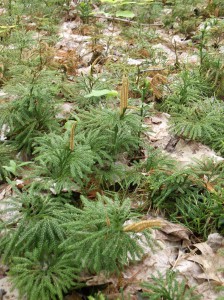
91 15 164 27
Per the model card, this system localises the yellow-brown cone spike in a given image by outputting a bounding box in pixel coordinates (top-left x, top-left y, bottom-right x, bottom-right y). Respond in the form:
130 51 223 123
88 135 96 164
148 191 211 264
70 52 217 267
69 121 77 151
123 220 165 232
120 75 129 115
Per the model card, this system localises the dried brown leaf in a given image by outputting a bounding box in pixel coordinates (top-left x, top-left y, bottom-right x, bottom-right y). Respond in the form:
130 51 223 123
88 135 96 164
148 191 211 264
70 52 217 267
151 74 167 99
0 184 12 201
0 189 6 201
187 242 224 284
155 222 192 244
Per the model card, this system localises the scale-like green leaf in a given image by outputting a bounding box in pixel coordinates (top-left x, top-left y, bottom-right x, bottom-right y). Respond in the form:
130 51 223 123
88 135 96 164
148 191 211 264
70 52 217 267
84 89 118 98
115 10 135 18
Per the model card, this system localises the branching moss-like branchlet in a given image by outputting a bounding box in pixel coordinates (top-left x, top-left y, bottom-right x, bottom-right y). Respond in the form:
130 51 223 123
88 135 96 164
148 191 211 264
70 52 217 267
0 68 62 155
0 188 80 300
141 270 201 300
77 107 142 158
0 190 76 261
161 70 211 113
33 131 97 193
0 142 15 181
9 248 80 300
63 193 156 274
172 192 224 238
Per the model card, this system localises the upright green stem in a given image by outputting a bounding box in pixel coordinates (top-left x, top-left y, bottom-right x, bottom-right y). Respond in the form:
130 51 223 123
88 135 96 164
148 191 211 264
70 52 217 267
138 80 149 143
199 24 208 68
8 0 12 17
113 123 119 158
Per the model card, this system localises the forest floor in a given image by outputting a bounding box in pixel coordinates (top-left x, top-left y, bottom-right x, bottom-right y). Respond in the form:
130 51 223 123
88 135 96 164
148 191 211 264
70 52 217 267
0 1 224 299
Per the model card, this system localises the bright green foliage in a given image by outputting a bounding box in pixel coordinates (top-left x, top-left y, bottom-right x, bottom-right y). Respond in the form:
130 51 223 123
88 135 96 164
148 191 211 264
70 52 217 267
4 67 61 98
99 0 161 23
93 161 130 190
143 151 195 205
144 156 224 237
169 103 221 141
169 98 224 146
0 190 75 261
0 142 15 181
200 51 224 100
33 132 96 193
75 107 143 188
88 293 106 300
77 108 142 158
206 0 224 16
141 148 195 208
144 147 176 173
0 69 61 155
212 135 224 156
1 0 69 28
1 0 224 298
0 189 80 300
170 159 224 237
85 89 118 98
190 158 224 191
163 0 203 34
62 73 114 107
0 29 36 73
172 192 224 238
76 0 93 24
0 8 64 156
0 190 155 298
148 167 199 208
161 68 224 149
33 105 143 192
161 70 211 113
141 270 201 300
9 248 79 300
7 29 36 61
0 99 59 155
2 160 32 177
63 194 153 274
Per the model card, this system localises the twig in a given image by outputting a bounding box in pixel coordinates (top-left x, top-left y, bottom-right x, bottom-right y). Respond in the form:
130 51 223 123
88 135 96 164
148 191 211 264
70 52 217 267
139 67 166 73
91 14 164 27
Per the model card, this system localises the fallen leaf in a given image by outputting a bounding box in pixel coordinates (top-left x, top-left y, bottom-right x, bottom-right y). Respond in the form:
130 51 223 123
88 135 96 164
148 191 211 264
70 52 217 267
84 89 118 98
150 73 167 99
151 117 162 124
207 233 224 252
0 189 6 201
155 221 192 245
0 184 12 200
187 242 224 284
197 281 224 300
84 273 117 287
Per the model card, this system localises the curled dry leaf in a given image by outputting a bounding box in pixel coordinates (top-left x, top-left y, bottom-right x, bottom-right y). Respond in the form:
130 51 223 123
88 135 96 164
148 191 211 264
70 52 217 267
0 184 12 201
207 233 224 252
150 73 167 100
151 116 162 124
187 242 224 284
83 273 117 287
0 189 6 202
154 221 193 246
